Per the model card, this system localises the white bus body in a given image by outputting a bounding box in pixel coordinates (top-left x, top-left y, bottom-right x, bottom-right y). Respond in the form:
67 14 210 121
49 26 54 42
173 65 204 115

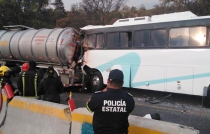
81 11 210 96
84 49 210 96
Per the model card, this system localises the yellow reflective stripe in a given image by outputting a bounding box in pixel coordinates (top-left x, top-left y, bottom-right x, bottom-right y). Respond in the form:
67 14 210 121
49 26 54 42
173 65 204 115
86 102 93 113
14 89 18 94
34 73 38 97
22 72 26 96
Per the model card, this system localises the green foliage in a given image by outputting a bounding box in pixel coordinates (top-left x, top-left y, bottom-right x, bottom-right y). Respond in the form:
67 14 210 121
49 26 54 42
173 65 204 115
0 0 55 29
52 0 67 20
1 0 210 30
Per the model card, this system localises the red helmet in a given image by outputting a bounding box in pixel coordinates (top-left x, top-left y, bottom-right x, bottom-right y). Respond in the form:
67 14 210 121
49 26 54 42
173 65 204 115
22 63 29 71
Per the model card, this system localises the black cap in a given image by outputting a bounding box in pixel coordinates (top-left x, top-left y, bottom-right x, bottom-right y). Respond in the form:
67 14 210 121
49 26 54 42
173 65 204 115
108 69 124 83
47 66 54 76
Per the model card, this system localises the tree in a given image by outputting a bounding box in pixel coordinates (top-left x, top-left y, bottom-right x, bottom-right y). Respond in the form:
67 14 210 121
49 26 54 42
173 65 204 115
56 3 87 30
0 0 22 28
52 0 67 21
159 0 210 16
80 0 127 25
0 0 57 29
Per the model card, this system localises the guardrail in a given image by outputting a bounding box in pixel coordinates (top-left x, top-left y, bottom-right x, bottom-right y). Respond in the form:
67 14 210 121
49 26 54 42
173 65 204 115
0 92 199 134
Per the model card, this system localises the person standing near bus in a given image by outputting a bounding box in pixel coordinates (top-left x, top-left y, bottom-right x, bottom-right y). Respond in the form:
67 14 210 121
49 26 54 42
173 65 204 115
37 66 64 103
17 61 41 98
86 69 135 134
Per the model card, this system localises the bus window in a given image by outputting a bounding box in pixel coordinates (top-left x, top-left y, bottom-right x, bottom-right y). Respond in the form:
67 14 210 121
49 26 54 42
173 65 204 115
84 34 96 49
189 27 206 46
133 30 150 47
106 33 119 48
169 26 207 47
169 28 189 47
96 34 104 48
150 29 167 47
119 32 131 48
209 27 210 45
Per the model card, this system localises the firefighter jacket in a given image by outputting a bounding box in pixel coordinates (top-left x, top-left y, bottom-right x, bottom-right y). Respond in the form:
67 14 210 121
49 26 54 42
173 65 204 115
0 76 16 92
17 69 41 98
86 88 135 134
38 76 64 103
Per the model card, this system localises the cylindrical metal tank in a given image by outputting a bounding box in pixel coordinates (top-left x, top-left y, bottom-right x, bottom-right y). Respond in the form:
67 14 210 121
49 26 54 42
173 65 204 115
0 30 7 59
0 27 79 65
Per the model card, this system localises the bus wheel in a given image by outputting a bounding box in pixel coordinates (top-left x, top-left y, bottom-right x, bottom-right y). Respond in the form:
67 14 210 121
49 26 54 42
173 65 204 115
91 71 103 91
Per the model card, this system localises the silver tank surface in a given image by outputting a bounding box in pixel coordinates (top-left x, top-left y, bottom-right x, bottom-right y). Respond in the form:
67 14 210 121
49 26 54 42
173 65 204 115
0 27 79 65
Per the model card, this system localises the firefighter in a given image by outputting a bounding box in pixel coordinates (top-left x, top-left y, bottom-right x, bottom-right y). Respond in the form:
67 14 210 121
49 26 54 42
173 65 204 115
17 61 41 98
38 66 64 103
86 69 135 134
0 66 17 93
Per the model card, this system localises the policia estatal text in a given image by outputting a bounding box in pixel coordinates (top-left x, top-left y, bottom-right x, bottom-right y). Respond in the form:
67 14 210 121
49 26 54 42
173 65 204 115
86 69 135 134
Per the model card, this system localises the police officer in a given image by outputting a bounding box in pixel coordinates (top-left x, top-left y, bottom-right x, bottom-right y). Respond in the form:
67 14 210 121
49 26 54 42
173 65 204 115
86 69 135 134
38 66 64 103
17 61 41 98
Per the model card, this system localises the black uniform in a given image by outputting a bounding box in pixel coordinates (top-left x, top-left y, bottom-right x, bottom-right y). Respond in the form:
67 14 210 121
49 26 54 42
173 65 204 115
38 77 63 103
17 69 41 97
86 88 135 134
0 76 15 91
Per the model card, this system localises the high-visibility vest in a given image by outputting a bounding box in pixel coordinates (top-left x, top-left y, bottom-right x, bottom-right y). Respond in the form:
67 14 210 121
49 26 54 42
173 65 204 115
22 72 38 98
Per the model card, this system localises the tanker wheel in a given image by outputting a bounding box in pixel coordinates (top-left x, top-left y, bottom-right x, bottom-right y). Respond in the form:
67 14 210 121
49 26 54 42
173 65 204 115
91 71 104 91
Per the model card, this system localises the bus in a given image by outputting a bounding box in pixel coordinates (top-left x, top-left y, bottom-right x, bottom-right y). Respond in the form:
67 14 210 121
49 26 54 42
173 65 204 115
80 11 210 98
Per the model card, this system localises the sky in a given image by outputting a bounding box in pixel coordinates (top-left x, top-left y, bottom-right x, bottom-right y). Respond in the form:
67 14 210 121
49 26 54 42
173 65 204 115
62 0 160 11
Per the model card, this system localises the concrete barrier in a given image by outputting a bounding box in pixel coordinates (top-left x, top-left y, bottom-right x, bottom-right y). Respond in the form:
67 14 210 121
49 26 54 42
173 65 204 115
71 108 199 134
0 93 71 134
0 91 199 134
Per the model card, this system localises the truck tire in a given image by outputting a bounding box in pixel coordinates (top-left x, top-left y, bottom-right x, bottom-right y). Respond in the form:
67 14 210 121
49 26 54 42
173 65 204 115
202 85 210 108
91 71 104 91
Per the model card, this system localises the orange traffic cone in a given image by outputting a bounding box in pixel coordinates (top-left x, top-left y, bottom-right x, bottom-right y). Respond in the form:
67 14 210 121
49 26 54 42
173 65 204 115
68 92 76 112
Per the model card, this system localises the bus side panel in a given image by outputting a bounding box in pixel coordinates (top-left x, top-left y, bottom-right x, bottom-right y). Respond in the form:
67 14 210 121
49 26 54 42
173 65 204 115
99 64 130 87
131 65 165 91
193 66 210 96
166 67 193 94
120 65 130 87
99 63 113 85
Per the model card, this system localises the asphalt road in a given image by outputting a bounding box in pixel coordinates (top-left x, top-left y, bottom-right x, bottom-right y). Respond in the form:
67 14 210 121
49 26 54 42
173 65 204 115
60 88 210 134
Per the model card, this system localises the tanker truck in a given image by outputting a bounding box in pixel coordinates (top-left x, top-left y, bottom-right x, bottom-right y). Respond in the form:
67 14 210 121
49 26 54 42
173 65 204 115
0 25 87 90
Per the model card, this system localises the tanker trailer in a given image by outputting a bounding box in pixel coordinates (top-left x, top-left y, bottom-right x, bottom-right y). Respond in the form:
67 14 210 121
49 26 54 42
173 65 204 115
0 25 84 88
